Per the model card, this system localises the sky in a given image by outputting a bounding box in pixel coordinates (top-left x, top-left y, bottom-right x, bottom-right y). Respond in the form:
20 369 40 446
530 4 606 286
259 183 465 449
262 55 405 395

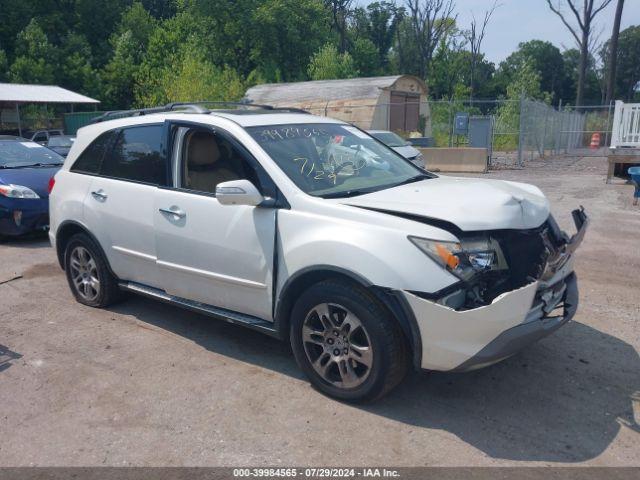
363 0 639 65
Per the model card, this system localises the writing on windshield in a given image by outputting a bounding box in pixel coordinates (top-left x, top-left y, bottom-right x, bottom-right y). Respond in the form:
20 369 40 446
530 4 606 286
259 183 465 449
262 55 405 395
247 123 423 197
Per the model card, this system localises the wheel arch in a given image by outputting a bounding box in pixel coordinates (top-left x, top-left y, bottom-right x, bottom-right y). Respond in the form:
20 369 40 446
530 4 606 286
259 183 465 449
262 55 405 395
55 220 115 278
274 265 422 369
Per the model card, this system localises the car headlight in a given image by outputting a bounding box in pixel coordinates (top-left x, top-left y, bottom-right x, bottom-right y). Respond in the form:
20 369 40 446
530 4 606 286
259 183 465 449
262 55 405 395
0 184 40 199
409 236 500 281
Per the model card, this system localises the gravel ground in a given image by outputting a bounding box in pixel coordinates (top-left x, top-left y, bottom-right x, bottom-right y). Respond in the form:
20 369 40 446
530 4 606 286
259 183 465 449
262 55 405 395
0 155 638 467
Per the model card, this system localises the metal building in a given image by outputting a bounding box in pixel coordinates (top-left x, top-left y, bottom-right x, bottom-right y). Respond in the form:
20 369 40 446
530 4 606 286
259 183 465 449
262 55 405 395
0 83 100 136
244 75 431 136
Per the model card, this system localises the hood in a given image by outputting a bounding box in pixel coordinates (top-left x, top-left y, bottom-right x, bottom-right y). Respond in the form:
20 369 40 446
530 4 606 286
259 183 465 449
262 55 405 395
392 145 421 159
342 176 550 232
0 166 60 198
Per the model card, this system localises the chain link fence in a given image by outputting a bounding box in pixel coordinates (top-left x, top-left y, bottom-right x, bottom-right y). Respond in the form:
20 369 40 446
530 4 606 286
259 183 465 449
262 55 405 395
300 97 615 169
518 99 613 165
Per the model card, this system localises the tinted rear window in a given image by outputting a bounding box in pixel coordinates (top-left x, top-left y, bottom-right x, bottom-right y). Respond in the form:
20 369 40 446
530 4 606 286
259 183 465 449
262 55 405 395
100 125 165 185
71 130 116 174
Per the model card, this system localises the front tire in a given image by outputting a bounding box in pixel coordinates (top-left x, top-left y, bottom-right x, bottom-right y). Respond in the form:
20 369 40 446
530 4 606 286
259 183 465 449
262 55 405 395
290 279 408 402
64 233 122 307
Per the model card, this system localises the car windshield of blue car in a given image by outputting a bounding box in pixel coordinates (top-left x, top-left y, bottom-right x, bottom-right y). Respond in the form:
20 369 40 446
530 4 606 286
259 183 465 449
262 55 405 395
0 140 64 168
246 123 433 198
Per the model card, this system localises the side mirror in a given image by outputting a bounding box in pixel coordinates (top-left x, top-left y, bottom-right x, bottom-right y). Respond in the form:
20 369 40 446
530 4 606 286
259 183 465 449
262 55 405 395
216 179 264 206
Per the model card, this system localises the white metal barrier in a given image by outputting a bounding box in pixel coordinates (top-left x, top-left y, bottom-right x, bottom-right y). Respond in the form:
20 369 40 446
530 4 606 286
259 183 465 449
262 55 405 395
611 100 640 148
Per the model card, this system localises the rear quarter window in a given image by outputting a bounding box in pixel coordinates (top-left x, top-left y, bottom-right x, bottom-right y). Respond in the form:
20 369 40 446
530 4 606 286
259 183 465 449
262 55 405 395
70 130 117 174
100 125 165 185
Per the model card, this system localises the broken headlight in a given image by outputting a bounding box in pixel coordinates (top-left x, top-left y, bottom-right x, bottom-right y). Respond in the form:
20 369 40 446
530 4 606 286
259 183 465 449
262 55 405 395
409 236 506 281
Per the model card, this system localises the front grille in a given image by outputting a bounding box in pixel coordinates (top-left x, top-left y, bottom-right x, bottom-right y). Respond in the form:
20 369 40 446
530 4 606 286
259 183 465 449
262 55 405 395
464 218 563 306
494 224 549 288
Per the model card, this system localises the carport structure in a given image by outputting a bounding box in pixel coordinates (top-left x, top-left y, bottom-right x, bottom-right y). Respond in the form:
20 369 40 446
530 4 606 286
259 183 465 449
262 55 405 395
0 83 99 137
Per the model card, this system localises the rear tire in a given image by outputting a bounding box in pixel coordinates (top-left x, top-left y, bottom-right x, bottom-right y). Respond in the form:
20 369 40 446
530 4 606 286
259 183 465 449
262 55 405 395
290 279 408 402
64 233 123 307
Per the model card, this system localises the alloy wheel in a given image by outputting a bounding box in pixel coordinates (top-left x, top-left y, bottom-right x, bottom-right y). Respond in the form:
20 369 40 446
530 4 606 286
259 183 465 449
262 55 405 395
302 302 373 389
69 246 100 302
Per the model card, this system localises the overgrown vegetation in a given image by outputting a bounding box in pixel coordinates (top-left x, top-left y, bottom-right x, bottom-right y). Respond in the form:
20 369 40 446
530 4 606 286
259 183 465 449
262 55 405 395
0 0 637 110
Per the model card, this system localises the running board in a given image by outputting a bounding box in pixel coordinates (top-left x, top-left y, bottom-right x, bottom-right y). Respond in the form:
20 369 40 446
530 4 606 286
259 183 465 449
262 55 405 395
119 281 280 338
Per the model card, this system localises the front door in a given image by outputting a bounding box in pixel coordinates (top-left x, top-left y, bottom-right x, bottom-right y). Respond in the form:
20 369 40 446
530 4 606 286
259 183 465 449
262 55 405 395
154 124 276 321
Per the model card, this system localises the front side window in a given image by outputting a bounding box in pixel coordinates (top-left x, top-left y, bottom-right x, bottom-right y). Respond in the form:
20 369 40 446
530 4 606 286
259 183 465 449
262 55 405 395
71 130 116 174
180 129 259 195
101 125 165 185
246 123 429 198
0 140 64 168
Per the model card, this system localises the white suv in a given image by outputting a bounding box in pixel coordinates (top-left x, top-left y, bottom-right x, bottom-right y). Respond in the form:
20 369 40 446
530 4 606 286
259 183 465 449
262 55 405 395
49 103 588 402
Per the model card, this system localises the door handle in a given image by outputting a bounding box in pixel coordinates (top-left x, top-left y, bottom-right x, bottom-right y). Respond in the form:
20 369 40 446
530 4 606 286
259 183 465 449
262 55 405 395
159 207 186 219
91 190 108 200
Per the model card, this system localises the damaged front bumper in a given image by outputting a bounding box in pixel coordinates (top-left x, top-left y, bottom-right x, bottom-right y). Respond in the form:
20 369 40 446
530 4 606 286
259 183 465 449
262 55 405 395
403 208 588 372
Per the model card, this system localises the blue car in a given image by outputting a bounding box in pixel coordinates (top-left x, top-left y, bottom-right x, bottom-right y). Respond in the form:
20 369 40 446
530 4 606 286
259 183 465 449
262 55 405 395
0 135 63 237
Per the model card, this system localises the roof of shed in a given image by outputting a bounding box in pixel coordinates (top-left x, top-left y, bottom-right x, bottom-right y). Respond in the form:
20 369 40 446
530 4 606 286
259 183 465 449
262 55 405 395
245 75 424 104
0 83 100 104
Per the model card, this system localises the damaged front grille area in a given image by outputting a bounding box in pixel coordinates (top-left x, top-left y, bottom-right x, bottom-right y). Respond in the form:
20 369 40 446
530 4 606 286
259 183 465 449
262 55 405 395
428 216 568 311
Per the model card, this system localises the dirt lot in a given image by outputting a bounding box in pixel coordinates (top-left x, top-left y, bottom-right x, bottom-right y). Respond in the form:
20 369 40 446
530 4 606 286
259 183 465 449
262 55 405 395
0 155 638 467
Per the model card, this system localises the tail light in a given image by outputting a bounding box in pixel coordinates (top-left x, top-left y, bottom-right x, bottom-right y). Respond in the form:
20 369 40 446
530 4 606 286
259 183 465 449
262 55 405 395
48 176 56 194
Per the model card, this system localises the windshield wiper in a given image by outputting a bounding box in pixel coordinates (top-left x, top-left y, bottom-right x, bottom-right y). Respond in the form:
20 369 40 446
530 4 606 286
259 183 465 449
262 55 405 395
388 173 432 188
20 162 63 168
320 188 380 199
320 174 432 199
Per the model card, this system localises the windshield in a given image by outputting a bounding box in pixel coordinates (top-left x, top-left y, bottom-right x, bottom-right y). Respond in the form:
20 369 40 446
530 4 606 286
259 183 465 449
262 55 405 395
370 131 407 147
247 123 430 198
0 140 64 168
48 136 74 147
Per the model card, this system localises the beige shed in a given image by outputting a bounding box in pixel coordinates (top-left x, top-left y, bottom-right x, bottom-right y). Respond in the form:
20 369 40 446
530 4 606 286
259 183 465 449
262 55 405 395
244 75 431 136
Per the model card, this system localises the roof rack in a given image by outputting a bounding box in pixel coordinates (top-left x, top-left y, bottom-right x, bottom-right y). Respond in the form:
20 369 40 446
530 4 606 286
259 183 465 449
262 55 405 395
90 101 309 124
91 103 209 123
167 101 309 114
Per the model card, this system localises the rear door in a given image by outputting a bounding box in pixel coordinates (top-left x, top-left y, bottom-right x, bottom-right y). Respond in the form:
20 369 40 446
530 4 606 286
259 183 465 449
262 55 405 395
83 124 167 287
153 122 277 320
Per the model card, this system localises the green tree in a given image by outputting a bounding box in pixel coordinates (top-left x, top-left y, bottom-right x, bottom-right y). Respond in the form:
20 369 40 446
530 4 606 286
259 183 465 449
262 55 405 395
351 1 401 70
561 48 601 104
102 31 141 109
192 0 257 77
102 2 158 108
351 38 380 76
0 48 8 81
57 33 100 98
74 0 130 66
9 19 56 84
161 48 245 103
389 17 421 77
496 40 565 103
494 60 549 150
609 25 640 101
0 0 36 59
251 0 330 82
307 43 358 80
133 8 209 106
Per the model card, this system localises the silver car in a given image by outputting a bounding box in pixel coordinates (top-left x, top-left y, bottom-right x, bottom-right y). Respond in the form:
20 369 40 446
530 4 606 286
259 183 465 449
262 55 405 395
368 130 425 168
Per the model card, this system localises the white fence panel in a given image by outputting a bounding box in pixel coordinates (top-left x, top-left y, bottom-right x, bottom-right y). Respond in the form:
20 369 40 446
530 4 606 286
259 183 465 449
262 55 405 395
611 101 640 148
